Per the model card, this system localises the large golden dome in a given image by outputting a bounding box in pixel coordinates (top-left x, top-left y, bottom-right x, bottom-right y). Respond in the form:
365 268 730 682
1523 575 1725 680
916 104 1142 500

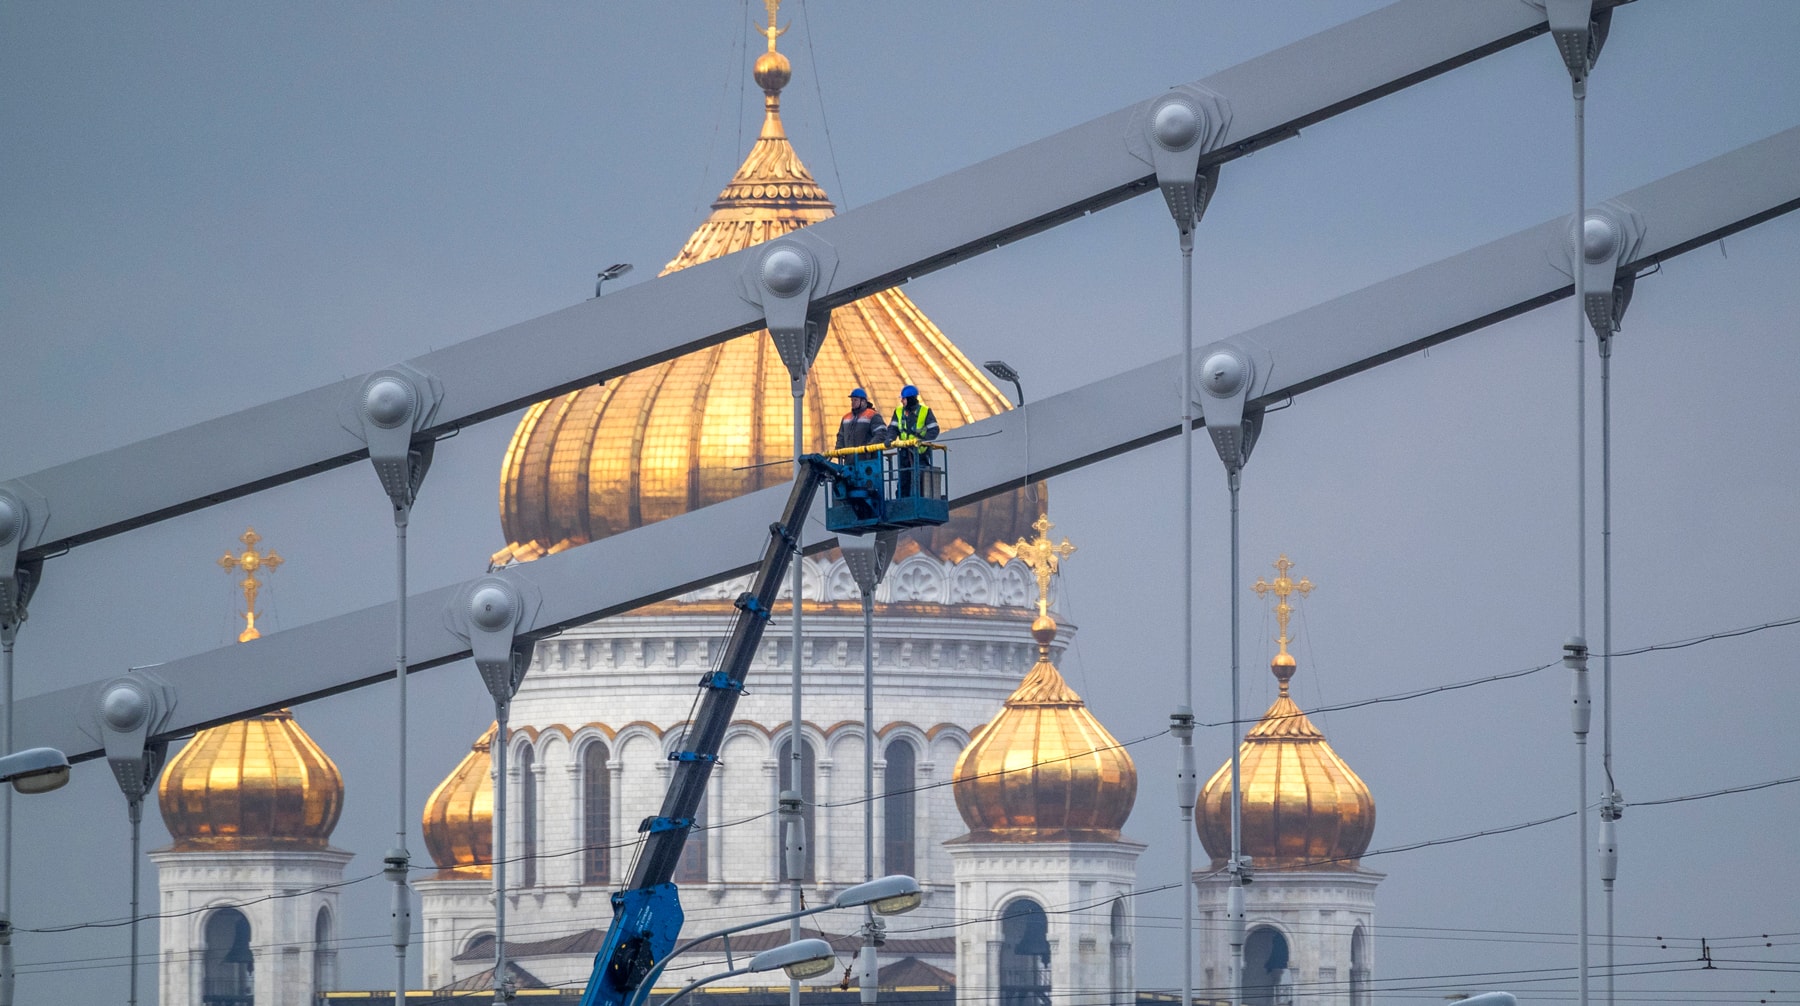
494 35 1037 566
1197 653 1376 871
421 723 495 878
157 709 343 852
952 614 1137 842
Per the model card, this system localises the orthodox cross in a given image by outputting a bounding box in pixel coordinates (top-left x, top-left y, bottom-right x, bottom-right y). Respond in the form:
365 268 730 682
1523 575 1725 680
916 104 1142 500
1252 554 1313 659
761 0 788 52
219 527 283 642
1012 514 1076 618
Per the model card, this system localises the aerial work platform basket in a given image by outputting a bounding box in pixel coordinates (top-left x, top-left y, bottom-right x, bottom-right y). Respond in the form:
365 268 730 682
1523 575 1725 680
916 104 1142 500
822 439 950 535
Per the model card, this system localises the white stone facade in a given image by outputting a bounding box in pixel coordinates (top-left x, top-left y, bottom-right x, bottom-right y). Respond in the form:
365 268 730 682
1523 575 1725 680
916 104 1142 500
147 846 352 1006
949 839 1145 1006
419 551 1080 991
1194 868 1382 1006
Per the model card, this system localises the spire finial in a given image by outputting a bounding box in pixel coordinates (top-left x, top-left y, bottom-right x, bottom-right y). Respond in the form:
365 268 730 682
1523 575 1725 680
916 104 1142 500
1252 554 1313 693
752 0 793 96
218 527 283 642
761 0 788 53
1013 514 1076 622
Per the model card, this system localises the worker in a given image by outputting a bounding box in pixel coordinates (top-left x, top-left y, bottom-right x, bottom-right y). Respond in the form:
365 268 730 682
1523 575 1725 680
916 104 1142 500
836 388 889 450
891 384 939 497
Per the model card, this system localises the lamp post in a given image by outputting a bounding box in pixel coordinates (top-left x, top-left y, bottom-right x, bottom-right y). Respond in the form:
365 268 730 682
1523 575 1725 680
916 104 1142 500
982 361 1024 406
595 263 634 298
625 875 922 1006
0 742 68 991
658 939 837 1006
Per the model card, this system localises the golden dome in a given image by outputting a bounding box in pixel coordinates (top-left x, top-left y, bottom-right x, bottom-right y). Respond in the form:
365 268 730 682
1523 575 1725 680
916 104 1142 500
422 723 495 878
952 614 1137 842
1196 655 1375 871
495 33 1037 566
157 708 343 852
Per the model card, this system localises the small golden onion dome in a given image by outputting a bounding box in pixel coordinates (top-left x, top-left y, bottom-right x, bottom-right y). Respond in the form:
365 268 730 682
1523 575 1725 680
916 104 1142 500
422 724 495 878
157 709 343 851
1196 655 1375 870
952 615 1137 841
495 45 1038 567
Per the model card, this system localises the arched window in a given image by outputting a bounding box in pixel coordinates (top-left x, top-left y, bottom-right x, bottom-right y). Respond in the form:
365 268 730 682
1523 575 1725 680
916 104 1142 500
202 907 254 1006
999 898 1052 1006
517 743 538 889
582 742 611 885
1109 899 1130 1005
1350 925 1369 1006
674 793 708 883
776 736 816 882
1242 926 1292 1006
883 739 916 876
313 907 335 993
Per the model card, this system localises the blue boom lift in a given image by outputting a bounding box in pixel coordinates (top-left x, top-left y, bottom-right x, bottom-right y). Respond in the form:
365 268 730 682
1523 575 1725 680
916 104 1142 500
578 441 947 1006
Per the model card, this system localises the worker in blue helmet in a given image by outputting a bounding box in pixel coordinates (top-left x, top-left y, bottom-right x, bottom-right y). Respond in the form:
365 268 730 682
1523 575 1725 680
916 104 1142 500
836 387 890 450
891 383 940 497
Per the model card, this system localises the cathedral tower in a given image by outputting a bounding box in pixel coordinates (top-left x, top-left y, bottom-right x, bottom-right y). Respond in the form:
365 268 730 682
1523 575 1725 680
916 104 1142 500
152 530 351 1006
416 6 1048 991
1195 557 1379 1006
949 519 1143 1006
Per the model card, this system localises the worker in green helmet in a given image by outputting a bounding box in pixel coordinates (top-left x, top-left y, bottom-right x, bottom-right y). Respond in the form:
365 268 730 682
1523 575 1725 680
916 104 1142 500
891 384 940 497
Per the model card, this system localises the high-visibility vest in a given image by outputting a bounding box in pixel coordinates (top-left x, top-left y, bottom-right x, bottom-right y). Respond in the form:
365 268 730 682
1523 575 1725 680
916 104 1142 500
892 404 935 453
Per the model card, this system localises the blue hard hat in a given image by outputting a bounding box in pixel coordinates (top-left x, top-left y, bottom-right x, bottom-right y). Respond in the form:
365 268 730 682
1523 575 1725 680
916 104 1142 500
900 385 919 399
849 388 867 399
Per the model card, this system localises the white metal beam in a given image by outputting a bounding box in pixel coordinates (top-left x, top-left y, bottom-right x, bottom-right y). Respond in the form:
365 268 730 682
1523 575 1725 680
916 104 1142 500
22 123 1798 764
1 0 1603 561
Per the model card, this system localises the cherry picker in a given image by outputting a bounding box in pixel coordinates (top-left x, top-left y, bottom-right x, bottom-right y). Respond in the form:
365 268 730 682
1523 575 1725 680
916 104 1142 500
577 440 948 1006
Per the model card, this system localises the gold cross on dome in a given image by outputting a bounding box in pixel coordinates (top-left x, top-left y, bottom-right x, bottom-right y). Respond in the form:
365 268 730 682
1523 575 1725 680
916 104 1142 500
1252 554 1313 659
761 0 788 52
218 527 283 642
1012 514 1076 617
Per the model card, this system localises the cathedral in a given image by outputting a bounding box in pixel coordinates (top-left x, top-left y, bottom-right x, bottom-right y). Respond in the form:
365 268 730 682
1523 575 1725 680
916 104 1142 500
149 11 1378 1006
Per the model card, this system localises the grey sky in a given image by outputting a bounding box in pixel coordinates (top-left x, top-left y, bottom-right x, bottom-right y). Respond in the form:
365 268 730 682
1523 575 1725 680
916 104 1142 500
3 2 1798 1003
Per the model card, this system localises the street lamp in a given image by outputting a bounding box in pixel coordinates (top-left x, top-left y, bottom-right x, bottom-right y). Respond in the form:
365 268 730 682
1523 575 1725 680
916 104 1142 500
0 748 69 795
596 262 635 297
982 360 1024 406
659 939 837 1006
625 875 922 1006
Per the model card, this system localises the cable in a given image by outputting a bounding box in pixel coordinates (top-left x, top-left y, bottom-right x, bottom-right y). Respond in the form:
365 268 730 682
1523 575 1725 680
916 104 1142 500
796 0 847 210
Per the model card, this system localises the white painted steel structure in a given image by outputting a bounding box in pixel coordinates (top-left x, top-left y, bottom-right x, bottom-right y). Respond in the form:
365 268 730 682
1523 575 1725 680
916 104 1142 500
0 0 1614 564
12 121 1800 764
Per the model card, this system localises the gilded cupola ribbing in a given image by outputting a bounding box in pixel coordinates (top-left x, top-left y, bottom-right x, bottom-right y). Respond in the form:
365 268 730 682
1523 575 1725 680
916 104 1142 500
1197 556 1375 870
158 709 345 851
952 518 1137 841
493 12 1037 567
422 723 495 878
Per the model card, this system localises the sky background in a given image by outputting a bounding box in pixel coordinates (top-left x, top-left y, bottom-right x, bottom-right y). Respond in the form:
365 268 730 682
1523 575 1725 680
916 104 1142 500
3 2 1798 1003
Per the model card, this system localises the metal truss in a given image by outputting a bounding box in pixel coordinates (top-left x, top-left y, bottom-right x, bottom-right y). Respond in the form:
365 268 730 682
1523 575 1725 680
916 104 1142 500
19 124 1799 763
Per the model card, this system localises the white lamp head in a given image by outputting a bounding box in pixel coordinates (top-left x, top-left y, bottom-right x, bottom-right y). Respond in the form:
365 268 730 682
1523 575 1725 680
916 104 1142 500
750 938 836 981
833 875 923 916
0 746 71 794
